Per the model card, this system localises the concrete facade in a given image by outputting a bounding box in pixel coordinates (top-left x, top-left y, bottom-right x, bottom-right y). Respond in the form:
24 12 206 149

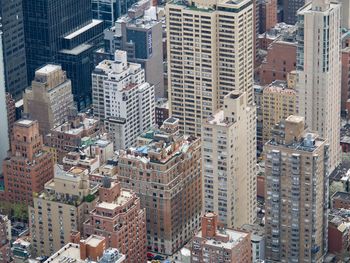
29 166 99 257
296 0 341 172
202 91 257 228
166 0 254 136
264 115 329 262
262 79 296 143
24 65 75 136
93 50 155 150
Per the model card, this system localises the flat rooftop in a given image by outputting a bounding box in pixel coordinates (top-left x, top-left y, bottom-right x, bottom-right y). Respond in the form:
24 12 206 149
36 64 61 75
169 0 251 11
85 235 105 247
196 228 248 250
16 119 35 127
64 19 103 40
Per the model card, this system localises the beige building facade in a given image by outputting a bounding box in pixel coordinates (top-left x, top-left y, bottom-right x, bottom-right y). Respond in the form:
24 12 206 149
262 78 296 143
264 116 329 262
166 0 254 136
202 91 256 228
29 166 99 257
296 0 341 172
24 65 75 136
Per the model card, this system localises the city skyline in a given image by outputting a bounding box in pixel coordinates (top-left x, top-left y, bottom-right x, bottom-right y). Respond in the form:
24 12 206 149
0 0 348 262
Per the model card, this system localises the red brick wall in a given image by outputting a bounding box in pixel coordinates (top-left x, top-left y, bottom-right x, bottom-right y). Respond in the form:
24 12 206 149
259 41 296 85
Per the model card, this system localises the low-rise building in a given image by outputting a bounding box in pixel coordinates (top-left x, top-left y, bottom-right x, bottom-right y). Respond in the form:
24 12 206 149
155 98 169 128
190 213 252 263
332 192 350 209
241 224 266 263
44 235 126 263
328 209 350 261
12 238 32 263
45 110 102 162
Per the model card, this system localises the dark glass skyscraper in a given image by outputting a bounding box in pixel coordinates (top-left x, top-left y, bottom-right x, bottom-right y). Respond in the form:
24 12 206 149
283 0 305 24
23 0 104 109
92 0 138 28
0 0 28 99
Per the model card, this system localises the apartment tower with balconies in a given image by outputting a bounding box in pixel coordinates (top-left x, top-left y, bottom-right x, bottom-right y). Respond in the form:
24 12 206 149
264 115 329 262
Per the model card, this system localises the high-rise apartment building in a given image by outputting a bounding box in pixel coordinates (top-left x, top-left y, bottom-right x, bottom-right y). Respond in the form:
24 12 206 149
84 179 147 262
117 118 202 255
23 0 104 109
29 166 99 257
92 50 155 150
262 79 296 143
0 0 28 99
264 115 329 262
283 0 305 24
100 1 164 97
166 0 254 136
92 0 138 28
202 91 256 228
24 65 75 136
296 0 341 172
3 119 54 205
0 31 9 177
190 213 252 263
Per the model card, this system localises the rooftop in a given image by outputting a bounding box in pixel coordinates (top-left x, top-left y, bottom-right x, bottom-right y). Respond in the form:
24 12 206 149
267 118 325 152
52 116 98 135
16 119 35 127
85 235 105 247
64 20 103 40
36 65 61 75
44 242 126 263
169 0 252 11
59 43 93 56
196 228 248 250
263 80 296 94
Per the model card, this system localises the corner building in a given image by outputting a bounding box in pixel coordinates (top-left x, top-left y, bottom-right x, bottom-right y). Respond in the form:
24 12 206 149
264 116 329 262
117 118 202 255
166 0 254 136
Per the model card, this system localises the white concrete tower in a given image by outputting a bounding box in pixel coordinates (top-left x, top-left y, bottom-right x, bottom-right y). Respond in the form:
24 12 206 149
296 0 341 172
0 30 10 175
